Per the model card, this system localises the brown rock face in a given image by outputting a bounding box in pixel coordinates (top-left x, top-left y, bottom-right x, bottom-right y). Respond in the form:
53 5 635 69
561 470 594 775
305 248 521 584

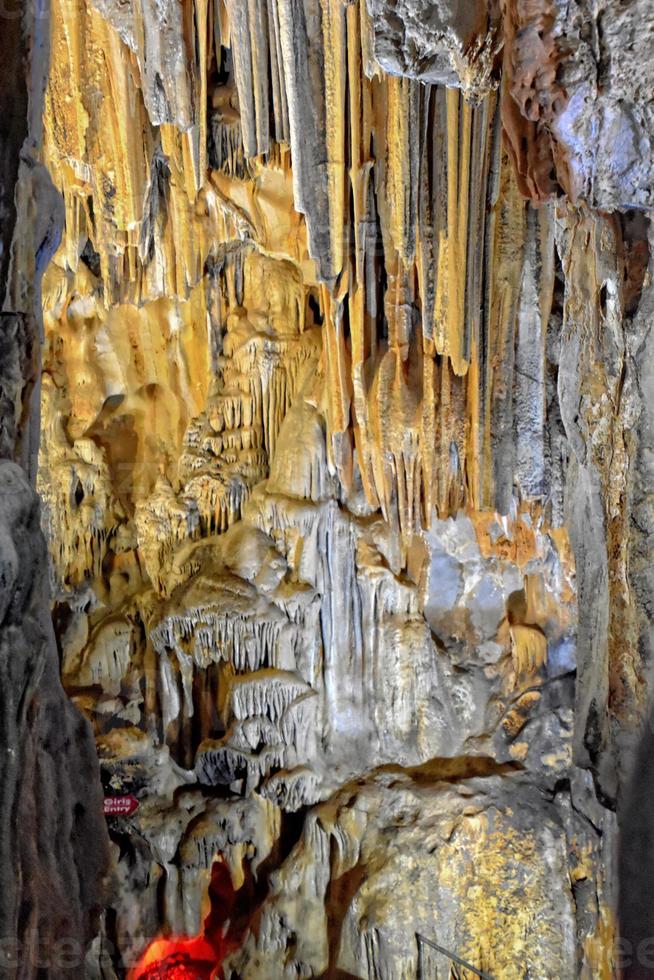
2 0 654 976
500 0 567 201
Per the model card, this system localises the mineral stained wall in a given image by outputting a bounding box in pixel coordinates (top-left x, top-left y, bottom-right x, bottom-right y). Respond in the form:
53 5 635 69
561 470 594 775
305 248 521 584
23 0 654 976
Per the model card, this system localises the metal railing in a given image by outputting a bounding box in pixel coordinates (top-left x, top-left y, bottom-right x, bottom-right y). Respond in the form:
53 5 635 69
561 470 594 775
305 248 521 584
416 934 494 980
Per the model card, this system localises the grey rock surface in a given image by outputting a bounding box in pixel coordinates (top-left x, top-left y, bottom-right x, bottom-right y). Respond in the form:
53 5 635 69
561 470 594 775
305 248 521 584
551 0 654 210
0 0 110 971
366 0 499 99
0 462 108 977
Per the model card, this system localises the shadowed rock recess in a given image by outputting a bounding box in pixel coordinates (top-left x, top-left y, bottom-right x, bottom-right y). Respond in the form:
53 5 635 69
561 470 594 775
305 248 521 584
4 0 654 976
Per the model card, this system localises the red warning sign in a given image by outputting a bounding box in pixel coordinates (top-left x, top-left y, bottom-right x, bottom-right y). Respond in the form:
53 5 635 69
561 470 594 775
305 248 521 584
103 795 139 816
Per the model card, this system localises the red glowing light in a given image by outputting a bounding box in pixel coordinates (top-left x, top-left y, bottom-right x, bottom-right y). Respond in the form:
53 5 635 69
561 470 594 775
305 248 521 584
129 935 221 979
128 859 254 980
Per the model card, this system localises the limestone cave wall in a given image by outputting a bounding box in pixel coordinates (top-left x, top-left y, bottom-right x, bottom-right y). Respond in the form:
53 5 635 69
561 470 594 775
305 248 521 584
5 0 654 976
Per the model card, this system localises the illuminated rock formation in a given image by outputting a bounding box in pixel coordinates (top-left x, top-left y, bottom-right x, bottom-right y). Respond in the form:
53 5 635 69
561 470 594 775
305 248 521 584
229 765 613 978
6 0 651 976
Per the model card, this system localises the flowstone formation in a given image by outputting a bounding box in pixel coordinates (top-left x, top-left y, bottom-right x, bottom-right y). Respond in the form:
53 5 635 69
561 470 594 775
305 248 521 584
32 0 654 977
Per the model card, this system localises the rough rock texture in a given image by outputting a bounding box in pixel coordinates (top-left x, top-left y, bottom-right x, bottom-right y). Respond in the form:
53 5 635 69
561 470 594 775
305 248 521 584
228 767 614 979
28 0 654 976
367 0 501 99
504 0 654 208
0 0 109 974
0 463 107 977
373 0 654 209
